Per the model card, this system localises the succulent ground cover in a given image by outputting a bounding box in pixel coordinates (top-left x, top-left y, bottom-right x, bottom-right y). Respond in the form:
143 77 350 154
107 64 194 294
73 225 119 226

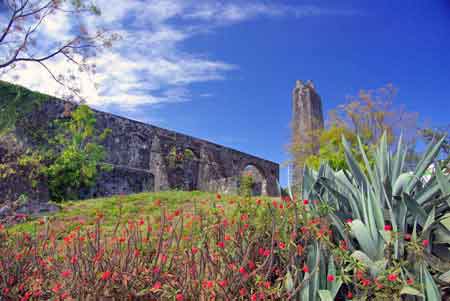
1 135 449 300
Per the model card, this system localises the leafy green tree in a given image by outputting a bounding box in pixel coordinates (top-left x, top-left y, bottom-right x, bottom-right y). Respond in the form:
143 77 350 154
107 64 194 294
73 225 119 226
46 105 111 201
304 125 374 171
299 84 420 172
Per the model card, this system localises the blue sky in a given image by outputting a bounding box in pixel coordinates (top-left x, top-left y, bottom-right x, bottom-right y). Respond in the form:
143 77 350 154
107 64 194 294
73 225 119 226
2 0 450 186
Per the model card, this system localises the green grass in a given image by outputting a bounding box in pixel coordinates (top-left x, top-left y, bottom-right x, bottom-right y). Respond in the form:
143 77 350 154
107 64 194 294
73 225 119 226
7 190 274 235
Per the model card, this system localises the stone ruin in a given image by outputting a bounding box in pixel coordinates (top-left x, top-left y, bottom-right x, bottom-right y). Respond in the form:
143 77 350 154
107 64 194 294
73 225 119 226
290 80 325 188
0 82 280 213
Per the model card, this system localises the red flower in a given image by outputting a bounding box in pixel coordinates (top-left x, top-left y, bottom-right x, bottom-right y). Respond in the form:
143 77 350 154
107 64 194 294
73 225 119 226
224 234 231 241
256 199 262 206
346 218 353 224
339 240 349 251
384 224 392 231
61 270 72 278
176 293 184 301
347 291 353 299
101 271 112 281
387 273 397 282
263 249 270 257
302 264 309 273
241 214 249 221
264 281 271 289
361 278 371 286
138 219 145 226
404 233 411 241
248 260 256 270
217 241 225 248
272 200 278 207
279 242 286 249
251 293 258 301
356 270 364 280
154 199 161 206
239 266 247 274
303 199 309 205
204 280 214 288
258 247 265 256
327 274 335 282
239 288 247 296
422 239 429 247
407 278 414 285
218 280 228 287
216 194 221 200
375 278 383 289
191 247 199 254
152 282 162 290
52 283 62 294
20 291 33 301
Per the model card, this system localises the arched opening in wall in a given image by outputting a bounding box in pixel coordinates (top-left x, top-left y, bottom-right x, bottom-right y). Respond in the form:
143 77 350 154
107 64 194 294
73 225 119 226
240 164 266 196
167 147 200 191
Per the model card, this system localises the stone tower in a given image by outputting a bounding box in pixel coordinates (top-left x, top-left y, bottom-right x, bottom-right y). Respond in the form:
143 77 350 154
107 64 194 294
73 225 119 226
291 80 324 189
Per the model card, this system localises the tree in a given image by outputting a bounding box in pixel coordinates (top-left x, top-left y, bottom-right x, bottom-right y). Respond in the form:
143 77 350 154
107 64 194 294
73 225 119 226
0 0 117 100
304 125 374 171
329 84 419 149
46 104 111 201
292 84 421 172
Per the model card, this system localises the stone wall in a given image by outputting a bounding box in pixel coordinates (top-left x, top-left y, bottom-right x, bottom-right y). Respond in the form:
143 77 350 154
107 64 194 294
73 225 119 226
0 83 280 205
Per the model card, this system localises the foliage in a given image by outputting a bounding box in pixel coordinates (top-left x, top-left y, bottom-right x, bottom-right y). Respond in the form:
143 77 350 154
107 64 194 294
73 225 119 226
305 125 375 172
18 150 46 188
291 84 421 174
167 147 196 168
2 133 449 300
0 80 50 136
0 1 119 101
420 125 450 166
300 132 450 300
239 173 254 198
2 191 439 300
45 105 111 201
329 84 419 148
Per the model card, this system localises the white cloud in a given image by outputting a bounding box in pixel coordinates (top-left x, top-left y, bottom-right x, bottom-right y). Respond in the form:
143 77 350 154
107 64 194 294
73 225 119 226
0 0 358 110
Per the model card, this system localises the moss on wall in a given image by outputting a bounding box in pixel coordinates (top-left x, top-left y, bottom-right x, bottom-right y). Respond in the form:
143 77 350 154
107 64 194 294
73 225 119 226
0 80 52 136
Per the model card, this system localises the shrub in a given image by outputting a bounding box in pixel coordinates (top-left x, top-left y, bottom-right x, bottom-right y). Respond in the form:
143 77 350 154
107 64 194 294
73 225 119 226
239 173 254 197
45 105 111 201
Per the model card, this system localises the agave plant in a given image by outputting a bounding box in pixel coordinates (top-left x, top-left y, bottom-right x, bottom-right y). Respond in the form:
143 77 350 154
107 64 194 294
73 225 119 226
300 133 450 300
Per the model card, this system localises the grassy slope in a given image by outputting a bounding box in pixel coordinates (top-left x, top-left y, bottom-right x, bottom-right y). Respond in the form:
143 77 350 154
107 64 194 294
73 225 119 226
8 191 274 235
